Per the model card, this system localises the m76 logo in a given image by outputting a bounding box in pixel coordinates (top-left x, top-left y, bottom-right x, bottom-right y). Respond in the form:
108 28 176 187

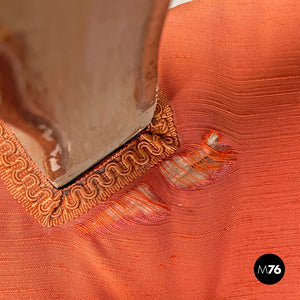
254 254 285 284
256 265 282 275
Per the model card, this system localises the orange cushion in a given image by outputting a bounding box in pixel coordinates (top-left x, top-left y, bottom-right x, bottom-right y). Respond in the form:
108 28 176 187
0 1 299 298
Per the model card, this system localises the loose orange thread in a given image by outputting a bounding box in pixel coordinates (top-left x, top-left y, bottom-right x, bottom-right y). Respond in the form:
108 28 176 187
159 130 237 189
76 184 169 236
0 92 179 227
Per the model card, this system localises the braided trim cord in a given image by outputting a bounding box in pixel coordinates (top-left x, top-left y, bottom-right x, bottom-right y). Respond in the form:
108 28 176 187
0 92 179 227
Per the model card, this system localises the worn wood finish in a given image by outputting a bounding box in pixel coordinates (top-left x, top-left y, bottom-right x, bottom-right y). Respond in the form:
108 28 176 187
0 0 169 187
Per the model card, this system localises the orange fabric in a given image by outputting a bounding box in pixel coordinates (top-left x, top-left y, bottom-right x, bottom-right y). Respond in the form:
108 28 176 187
1 0 300 299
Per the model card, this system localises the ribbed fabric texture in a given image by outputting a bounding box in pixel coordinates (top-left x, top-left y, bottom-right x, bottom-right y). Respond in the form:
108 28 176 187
0 1 300 298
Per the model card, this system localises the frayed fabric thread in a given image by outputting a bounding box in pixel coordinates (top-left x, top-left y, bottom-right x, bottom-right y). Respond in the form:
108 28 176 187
159 130 237 189
76 184 169 236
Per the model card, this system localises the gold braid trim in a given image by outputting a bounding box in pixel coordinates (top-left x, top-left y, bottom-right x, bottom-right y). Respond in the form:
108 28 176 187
0 92 179 227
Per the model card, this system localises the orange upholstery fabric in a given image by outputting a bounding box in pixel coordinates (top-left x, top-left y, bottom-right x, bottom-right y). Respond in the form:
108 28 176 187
0 1 300 298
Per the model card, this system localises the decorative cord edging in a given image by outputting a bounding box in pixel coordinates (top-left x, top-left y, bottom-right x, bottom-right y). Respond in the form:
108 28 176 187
0 91 179 227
